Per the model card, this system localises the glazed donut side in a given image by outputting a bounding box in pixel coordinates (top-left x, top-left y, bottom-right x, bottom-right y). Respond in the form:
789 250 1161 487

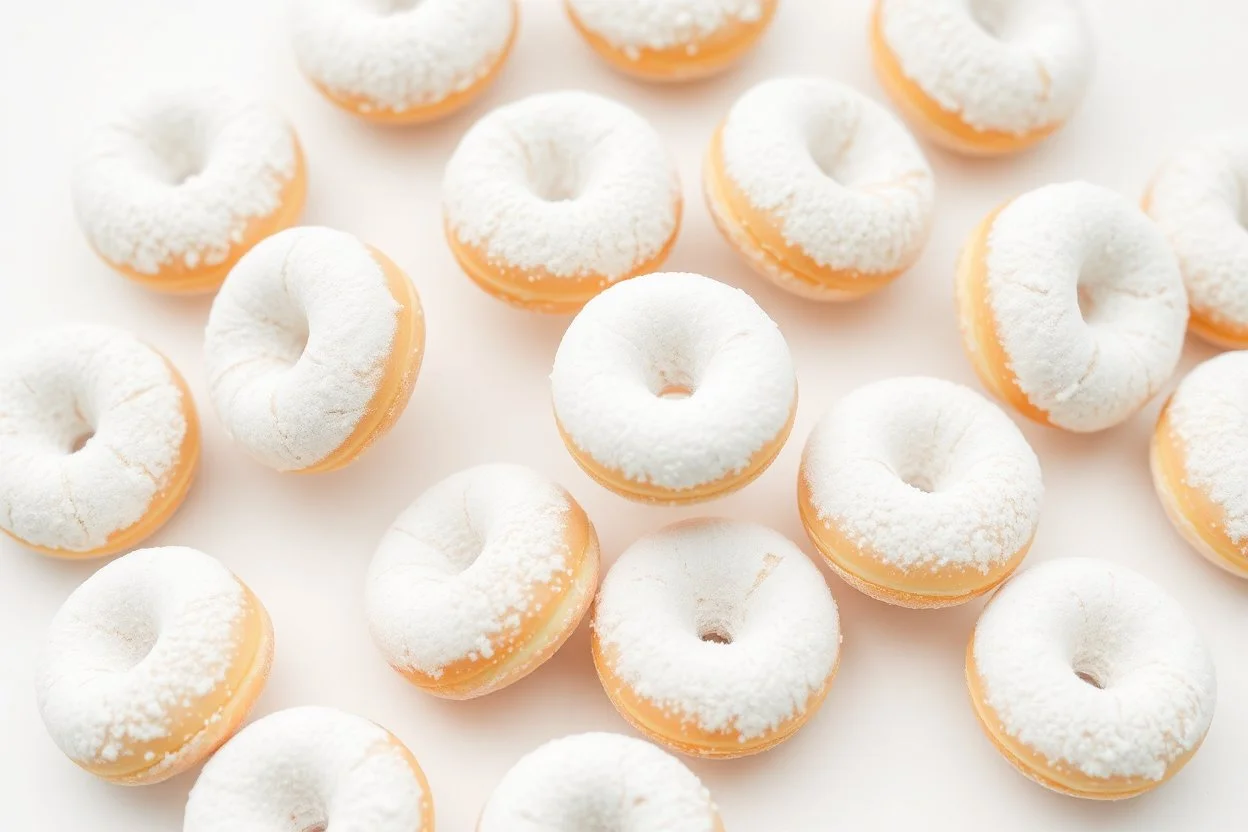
478 733 721 832
799 377 1043 608
591 519 841 758
291 0 518 125
565 0 779 82
72 88 306 294
551 273 797 504
870 0 1094 156
704 77 935 300
184 707 433 832
1150 353 1248 577
0 327 200 558
966 559 1216 799
366 465 600 699
205 227 424 473
955 182 1187 432
1143 130 1248 348
37 547 273 785
443 91 682 313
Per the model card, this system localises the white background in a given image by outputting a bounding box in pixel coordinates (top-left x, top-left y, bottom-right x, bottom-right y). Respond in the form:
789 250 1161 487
2 1 1246 829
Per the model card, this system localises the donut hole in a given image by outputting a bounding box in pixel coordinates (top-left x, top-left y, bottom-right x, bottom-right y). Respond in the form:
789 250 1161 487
1075 669 1105 689
139 114 210 187
649 366 699 401
900 470 937 493
70 430 96 453
698 624 734 645
301 823 327 832
527 154 586 203
658 383 693 400
92 611 160 672
967 0 1022 41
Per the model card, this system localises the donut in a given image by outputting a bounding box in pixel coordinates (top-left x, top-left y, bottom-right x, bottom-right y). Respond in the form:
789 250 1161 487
704 77 935 300
1151 352 1248 577
184 706 433 831
800 377 1043 608
366 464 600 699
592 518 841 758
955 181 1187 432
871 0 1095 156
1144 129 1248 347
204 226 423 473
442 91 681 313
0 326 198 558
564 0 778 82
36 547 273 785
72 87 305 293
551 272 796 504
290 0 517 124
968 558 1216 799
478 733 720 831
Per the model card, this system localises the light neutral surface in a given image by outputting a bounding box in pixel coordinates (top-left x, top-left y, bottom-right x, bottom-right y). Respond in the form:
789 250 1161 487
1 1 1245 829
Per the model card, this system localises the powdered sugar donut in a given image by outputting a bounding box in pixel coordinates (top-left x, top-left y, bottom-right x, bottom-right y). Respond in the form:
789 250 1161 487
552 272 796 504
184 706 432 831
205 226 424 473
443 91 681 313
366 464 600 699
800 377 1042 608
37 547 273 785
871 0 1094 155
1144 129 1248 347
479 733 720 831
0 326 198 558
956 181 1187 432
291 0 517 124
72 87 305 293
592 518 841 758
968 558 1216 799
1152 352 1248 577
705 77 935 300
565 0 778 81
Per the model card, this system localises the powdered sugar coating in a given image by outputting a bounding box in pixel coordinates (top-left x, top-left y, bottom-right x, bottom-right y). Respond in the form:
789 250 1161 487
981 181 1187 432
567 0 766 53
718 77 934 277
37 547 246 775
290 0 515 115
1146 129 1248 335
72 87 298 278
972 558 1216 781
1166 351 1248 545
205 226 405 471
551 273 796 492
803 376 1042 573
479 732 718 832
366 464 582 677
184 706 430 832
0 326 189 553
594 518 841 742
877 0 1094 135
443 91 680 281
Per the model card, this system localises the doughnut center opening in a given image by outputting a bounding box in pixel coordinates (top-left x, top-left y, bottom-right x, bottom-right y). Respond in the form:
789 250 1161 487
141 118 209 186
968 0 1017 40
1075 669 1105 689
70 430 95 453
699 627 733 645
658 383 693 400
529 160 584 203
302 824 328 832
901 471 936 493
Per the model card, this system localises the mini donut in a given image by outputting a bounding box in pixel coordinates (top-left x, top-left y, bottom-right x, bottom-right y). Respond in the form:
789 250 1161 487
871 0 1094 156
443 91 681 313
72 87 305 293
290 0 518 124
1151 352 1248 577
0 326 198 559
478 733 721 832
564 0 778 82
800 377 1043 608
592 518 841 758
1144 129 1248 348
37 547 273 785
704 77 935 300
366 464 600 699
184 706 433 831
205 226 423 473
955 181 1187 432
968 558 1216 799
551 272 796 504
